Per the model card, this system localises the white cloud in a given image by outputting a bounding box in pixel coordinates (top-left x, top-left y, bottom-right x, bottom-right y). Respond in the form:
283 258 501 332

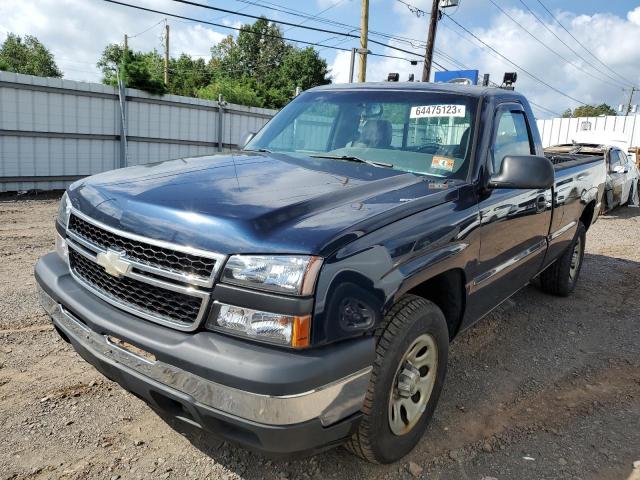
628 6 640 25
0 0 227 82
330 5 640 118
329 50 353 83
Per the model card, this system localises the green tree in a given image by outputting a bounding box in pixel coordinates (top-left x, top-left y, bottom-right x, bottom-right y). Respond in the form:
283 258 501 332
562 104 618 118
209 18 330 108
168 54 210 97
197 79 263 107
97 43 166 95
95 18 330 106
280 47 331 92
0 33 62 77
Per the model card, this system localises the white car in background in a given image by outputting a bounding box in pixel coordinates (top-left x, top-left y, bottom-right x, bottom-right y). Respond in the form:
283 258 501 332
546 131 639 211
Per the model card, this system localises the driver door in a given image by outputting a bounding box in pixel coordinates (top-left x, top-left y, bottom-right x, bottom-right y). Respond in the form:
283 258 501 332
470 103 552 315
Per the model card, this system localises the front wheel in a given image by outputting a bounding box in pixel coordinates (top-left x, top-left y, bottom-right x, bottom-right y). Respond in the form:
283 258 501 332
540 221 586 296
345 295 449 464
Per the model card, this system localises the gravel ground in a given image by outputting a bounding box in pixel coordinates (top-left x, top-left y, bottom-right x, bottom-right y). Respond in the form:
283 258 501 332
0 194 639 480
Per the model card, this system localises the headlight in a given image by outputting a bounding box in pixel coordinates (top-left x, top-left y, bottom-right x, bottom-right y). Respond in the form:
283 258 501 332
206 302 310 348
55 233 69 262
221 255 322 295
57 191 72 228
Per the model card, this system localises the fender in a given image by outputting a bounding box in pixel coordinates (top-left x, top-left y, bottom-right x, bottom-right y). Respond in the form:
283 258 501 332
311 184 481 345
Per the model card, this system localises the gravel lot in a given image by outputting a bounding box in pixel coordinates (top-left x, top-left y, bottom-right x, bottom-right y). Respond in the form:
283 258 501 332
1 194 639 480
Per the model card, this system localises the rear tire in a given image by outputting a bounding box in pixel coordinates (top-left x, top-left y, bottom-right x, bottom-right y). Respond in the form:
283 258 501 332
345 295 449 464
540 221 586 297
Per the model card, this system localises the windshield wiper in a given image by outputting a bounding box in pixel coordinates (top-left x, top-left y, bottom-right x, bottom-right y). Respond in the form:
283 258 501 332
243 148 273 153
309 154 394 169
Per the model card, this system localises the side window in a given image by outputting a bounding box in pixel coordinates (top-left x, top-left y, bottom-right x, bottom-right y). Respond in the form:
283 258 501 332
618 151 629 167
491 110 534 173
609 150 622 169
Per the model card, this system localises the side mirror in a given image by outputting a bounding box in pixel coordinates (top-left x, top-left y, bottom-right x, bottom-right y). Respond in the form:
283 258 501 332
611 165 626 174
489 155 554 190
242 132 256 148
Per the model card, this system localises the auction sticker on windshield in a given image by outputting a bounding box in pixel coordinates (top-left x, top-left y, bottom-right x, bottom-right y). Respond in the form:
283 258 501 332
410 105 466 118
431 156 455 171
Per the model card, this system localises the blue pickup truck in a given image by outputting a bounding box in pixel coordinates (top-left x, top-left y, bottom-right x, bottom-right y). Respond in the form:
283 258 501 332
36 83 605 463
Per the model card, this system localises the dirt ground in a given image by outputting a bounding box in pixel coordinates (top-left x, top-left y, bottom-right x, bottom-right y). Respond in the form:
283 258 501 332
0 194 639 480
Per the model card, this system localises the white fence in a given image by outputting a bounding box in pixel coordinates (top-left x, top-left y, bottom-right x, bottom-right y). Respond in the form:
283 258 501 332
0 71 276 192
536 114 640 148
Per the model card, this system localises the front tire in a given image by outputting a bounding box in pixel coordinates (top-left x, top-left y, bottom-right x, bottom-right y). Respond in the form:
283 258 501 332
345 295 449 464
540 221 586 297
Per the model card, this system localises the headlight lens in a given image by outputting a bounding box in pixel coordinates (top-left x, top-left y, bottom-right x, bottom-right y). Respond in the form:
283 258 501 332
207 302 310 348
55 233 69 262
57 191 72 228
222 255 322 295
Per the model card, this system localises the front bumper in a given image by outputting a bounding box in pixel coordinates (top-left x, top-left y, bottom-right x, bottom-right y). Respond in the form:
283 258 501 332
35 252 374 455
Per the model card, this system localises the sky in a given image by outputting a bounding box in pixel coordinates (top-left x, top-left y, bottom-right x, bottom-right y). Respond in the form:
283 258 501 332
1 0 640 118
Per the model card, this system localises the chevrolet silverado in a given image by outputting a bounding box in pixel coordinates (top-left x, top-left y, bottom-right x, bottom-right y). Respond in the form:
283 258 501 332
36 83 606 463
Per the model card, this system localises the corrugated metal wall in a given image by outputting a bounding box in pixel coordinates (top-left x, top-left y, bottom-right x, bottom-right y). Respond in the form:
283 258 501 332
0 71 276 192
536 114 640 148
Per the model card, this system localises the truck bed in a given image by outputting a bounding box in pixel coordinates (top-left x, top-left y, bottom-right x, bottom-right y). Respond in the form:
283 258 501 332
545 152 605 171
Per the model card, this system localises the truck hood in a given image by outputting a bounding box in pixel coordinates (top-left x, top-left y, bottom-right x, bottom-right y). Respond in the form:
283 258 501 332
68 152 457 255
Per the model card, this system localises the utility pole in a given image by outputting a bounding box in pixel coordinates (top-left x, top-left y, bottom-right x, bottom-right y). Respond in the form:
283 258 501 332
422 0 440 82
123 34 128 55
164 23 170 85
358 0 369 82
626 87 636 115
349 48 356 83
421 0 459 82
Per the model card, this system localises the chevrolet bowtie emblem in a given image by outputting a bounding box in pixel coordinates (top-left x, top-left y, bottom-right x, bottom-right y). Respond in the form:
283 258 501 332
96 248 131 277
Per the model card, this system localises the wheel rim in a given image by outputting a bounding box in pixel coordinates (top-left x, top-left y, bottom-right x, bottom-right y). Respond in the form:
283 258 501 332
569 236 583 282
388 333 438 436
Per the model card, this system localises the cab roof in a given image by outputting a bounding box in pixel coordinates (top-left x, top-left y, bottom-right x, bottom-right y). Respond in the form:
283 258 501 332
309 81 526 102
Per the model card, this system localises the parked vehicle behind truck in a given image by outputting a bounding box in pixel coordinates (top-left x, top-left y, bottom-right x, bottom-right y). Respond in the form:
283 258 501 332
546 140 639 211
36 83 606 463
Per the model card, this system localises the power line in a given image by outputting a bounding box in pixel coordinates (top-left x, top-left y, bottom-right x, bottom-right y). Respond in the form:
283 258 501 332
101 0 424 65
128 18 165 38
527 101 562 117
517 0 634 89
396 0 427 17
209 0 434 51
486 0 627 90
167 0 435 62
234 0 420 45
442 12 588 105
533 0 633 87
281 0 346 34
170 0 351 36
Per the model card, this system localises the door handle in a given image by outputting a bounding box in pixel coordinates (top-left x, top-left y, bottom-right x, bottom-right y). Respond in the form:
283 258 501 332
536 195 548 212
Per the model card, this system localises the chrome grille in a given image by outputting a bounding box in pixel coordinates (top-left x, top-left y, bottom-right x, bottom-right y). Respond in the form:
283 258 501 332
68 214 216 281
64 210 225 331
70 249 203 326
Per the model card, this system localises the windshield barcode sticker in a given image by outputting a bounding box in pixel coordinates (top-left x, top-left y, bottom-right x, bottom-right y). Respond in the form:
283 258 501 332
410 105 466 118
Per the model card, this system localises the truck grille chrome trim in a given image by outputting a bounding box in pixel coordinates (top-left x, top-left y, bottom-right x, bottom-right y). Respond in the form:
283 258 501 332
65 209 224 331
67 248 208 331
39 287 372 427
67 209 226 288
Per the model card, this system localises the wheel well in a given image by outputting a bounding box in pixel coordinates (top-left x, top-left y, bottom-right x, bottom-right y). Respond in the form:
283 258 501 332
580 200 596 231
407 269 466 340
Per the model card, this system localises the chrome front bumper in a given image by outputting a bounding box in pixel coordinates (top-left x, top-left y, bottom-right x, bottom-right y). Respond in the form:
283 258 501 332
38 285 371 427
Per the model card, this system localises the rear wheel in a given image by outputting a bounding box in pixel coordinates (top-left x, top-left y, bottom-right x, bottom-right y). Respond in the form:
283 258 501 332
540 221 586 296
345 295 449 464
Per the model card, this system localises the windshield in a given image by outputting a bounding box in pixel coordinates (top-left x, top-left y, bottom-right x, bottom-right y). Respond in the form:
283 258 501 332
246 89 478 179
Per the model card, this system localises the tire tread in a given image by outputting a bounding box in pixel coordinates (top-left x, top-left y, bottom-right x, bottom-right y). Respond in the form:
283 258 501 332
345 294 432 463
540 221 586 297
